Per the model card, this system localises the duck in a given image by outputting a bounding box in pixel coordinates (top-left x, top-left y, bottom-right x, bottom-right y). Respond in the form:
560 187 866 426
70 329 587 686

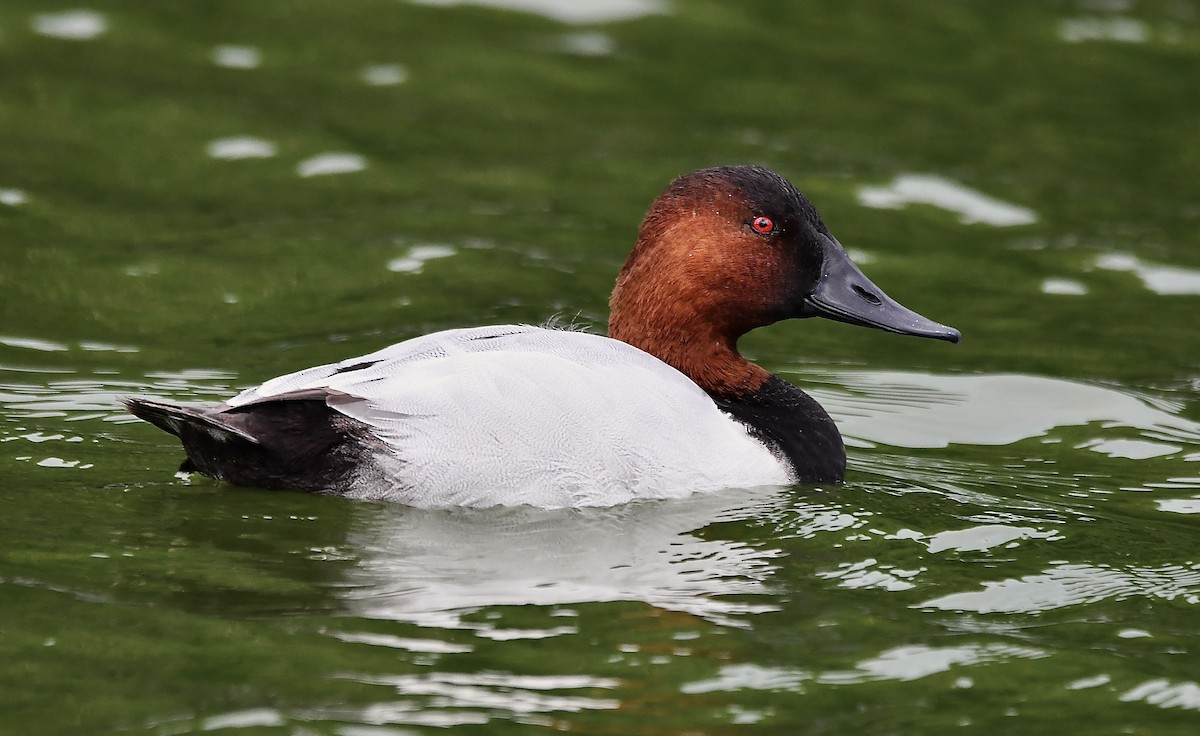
125 165 959 508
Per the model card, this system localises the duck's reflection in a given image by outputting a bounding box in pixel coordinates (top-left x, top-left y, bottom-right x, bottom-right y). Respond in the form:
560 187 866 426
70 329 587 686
338 486 800 629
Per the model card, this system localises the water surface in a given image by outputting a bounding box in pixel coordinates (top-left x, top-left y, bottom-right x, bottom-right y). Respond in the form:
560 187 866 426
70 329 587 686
2 0 1199 733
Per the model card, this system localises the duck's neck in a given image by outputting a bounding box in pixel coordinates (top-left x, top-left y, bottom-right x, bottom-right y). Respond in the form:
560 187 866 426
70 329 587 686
609 312 768 398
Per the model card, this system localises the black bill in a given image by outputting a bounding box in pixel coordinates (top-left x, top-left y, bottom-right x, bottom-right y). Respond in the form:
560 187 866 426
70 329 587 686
800 234 961 343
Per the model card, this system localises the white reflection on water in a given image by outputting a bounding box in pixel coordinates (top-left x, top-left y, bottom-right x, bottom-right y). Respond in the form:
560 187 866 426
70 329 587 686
387 244 457 273
338 671 620 716
926 525 1059 553
1 368 236 423
1068 673 1112 690
31 9 108 40
409 0 668 24
0 188 28 206
919 561 1200 613
1059 16 1149 44
1 338 135 354
1077 437 1180 459
550 32 616 56
212 44 261 69
361 63 409 86
1042 277 1088 295
0 335 70 352
817 643 1046 684
1120 679 1200 711
1157 497 1200 514
297 152 367 177
3 380 142 421
816 558 920 592
79 341 138 353
332 630 473 653
145 708 286 734
681 663 808 694
1094 252 1200 295
857 174 1037 226
200 708 285 731
808 371 1200 451
1117 628 1151 639
35 457 92 469
206 136 277 160
339 487 802 629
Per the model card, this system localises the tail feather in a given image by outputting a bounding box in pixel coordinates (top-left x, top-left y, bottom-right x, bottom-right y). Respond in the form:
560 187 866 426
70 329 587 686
123 393 367 493
123 397 260 445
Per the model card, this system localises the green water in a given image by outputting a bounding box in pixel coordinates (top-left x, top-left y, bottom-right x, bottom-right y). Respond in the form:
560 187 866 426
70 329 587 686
3 0 1200 733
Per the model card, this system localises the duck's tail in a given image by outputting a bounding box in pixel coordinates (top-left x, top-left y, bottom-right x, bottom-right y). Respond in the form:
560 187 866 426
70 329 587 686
123 397 259 445
123 394 366 492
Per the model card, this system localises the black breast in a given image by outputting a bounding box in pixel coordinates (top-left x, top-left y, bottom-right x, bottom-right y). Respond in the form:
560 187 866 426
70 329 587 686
711 375 846 483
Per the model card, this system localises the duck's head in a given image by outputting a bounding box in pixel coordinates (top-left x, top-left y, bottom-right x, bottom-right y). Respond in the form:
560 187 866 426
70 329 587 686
608 165 959 395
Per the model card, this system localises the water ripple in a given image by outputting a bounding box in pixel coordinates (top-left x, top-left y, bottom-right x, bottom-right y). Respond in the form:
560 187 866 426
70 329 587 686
919 562 1200 614
1 368 237 423
817 642 1047 684
807 371 1200 450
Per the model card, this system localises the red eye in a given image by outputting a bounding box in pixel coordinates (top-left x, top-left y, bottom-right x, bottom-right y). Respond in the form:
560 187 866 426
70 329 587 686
751 216 775 234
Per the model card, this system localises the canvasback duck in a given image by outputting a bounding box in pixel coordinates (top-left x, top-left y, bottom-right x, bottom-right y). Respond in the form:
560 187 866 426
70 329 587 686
126 165 959 508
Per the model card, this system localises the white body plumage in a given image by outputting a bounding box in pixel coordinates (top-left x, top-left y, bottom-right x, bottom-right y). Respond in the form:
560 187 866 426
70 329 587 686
226 325 794 508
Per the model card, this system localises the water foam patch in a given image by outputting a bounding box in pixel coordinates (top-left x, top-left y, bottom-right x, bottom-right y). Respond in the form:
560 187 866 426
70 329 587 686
858 174 1036 226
